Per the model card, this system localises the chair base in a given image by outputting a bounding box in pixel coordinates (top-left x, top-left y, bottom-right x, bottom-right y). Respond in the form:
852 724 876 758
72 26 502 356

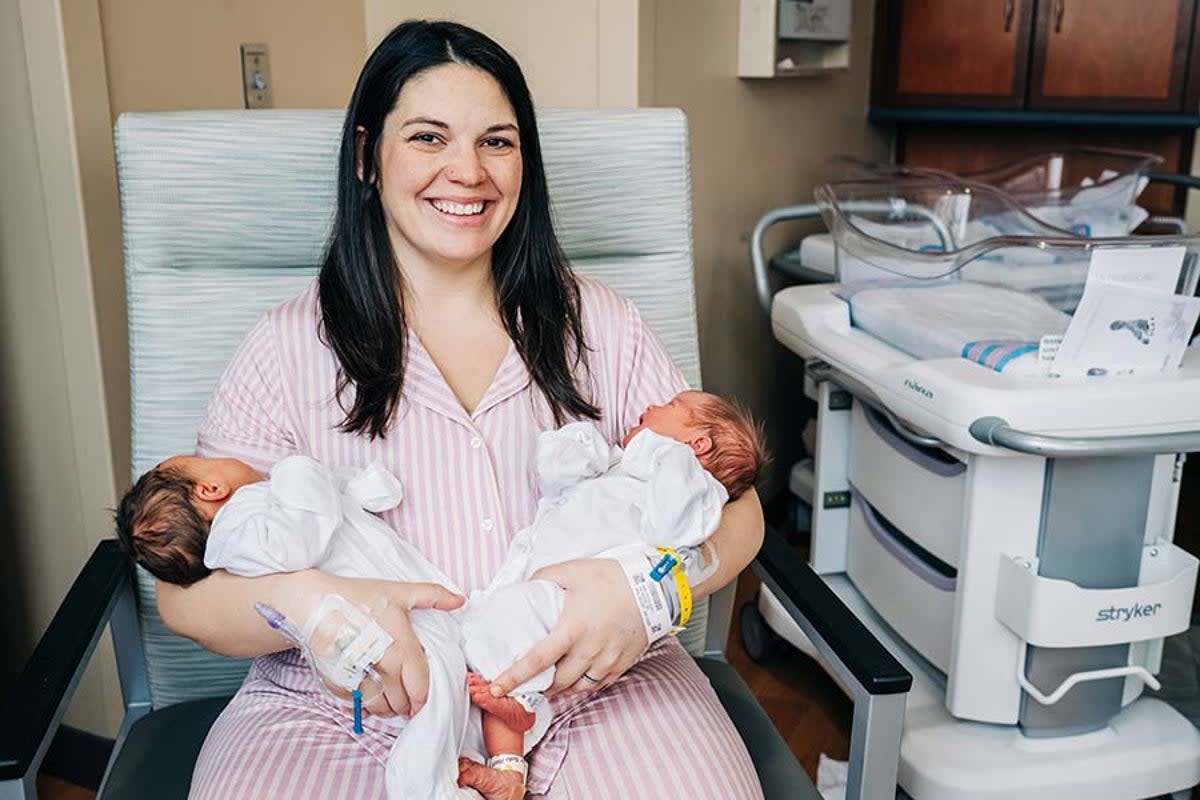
99 697 230 800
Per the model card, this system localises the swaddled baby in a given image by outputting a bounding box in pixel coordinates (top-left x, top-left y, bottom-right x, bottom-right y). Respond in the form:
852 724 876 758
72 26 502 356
118 454 477 799
116 390 765 800
457 391 764 797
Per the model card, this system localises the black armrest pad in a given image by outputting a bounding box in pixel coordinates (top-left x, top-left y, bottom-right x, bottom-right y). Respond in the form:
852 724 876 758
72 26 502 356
0 540 130 779
754 529 911 696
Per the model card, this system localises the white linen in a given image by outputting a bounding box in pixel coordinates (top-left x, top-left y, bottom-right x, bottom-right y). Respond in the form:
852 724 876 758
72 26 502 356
846 281 1071 374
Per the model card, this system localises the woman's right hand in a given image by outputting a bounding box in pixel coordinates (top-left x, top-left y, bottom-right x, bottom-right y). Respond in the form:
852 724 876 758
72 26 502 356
308 575 465 718
290 573 463 714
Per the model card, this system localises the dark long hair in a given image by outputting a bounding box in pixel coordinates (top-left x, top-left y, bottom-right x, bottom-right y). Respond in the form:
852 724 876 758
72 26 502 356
319 20 598 438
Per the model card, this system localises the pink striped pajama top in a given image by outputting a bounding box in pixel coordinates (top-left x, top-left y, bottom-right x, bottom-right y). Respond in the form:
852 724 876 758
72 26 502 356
188 276 762 799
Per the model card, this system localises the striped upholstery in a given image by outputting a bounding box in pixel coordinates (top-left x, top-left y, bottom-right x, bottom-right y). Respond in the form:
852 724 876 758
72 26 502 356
115 108 706 707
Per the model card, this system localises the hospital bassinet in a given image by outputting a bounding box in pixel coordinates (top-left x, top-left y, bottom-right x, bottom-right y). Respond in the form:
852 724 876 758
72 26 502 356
833 147 1162 239
769 147 1163 288
752 177 1200 799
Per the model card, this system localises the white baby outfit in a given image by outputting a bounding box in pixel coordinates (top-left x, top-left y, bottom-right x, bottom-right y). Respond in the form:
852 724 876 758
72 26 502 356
204 457 477 800
458 422 728 748
203 421 727 798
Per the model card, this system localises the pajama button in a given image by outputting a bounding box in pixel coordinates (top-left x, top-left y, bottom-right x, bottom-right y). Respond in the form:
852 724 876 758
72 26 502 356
470 437 482 449
481 517 494 531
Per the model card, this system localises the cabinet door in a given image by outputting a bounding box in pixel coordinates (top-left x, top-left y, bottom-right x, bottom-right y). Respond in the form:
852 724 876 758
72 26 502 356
1028 0 1195 111
878 0 1035 108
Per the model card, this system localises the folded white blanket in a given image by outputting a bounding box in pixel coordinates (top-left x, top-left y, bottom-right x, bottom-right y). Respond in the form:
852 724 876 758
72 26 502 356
844 281 1071 375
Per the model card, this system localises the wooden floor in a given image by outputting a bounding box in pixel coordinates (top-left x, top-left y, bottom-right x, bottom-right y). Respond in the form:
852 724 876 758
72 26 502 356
37 774 94 800
726 569 853 776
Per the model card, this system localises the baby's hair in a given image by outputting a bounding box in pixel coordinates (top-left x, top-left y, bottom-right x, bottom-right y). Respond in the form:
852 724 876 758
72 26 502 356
114 467 212 586
690 394 769 501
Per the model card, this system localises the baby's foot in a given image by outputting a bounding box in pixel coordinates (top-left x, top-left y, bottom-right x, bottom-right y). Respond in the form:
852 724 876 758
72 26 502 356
457 757 525 800
467 673 536 733
1109 317 1156 345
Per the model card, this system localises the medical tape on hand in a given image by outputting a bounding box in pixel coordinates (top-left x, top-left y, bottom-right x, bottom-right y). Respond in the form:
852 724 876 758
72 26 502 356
616 552 674 645
680 541 719 587
487 754 528 782
304 594 394 692
653 547 692 631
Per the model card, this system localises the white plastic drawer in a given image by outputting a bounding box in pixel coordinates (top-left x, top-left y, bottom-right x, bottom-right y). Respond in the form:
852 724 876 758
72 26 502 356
847 492 956 674
848 402 966 567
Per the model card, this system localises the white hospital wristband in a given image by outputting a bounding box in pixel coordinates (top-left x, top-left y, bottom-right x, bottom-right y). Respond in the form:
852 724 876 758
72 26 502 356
616 552 674 645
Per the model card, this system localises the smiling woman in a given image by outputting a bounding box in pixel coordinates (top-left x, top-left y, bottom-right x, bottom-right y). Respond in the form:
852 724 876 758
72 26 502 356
163 19 766 800
372 68 523 275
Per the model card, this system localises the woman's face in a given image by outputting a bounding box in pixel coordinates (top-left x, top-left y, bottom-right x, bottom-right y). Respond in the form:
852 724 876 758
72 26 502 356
371 63 523 274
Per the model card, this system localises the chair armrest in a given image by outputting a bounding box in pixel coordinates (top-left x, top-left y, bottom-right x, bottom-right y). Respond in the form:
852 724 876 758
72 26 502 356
753 528 911 799
754 529 910 696
0 540 131 783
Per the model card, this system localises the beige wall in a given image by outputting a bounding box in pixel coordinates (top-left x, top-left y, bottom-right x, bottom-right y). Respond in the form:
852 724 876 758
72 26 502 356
365 0 642 107
100 0 366 115
648 0 888 493
92 1 367 492
2 0 367 738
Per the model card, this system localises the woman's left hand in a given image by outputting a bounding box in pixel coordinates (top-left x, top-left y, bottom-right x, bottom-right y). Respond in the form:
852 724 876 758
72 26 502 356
489 558 647 697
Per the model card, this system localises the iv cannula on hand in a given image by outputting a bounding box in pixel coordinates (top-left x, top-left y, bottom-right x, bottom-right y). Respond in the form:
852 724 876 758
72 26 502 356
254 601 387 684
254 600 384 735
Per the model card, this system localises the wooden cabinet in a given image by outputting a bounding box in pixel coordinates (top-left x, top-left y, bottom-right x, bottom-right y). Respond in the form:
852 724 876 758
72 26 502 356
882 0 1035 108
876 0 1198 112
1029 0 1194 111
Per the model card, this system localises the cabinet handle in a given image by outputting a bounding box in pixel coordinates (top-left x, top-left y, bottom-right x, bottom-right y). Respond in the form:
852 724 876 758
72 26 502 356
1053 0 1065 33
1003 0 1014 32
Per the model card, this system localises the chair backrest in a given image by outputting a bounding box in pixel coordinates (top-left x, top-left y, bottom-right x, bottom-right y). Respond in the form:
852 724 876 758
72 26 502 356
115 108 712 708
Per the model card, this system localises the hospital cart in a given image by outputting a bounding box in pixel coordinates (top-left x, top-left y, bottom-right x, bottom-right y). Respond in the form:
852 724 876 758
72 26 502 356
750 175 1200 800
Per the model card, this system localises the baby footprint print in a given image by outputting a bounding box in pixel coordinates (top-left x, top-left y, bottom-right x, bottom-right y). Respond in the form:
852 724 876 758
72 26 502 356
1109 317 1156 345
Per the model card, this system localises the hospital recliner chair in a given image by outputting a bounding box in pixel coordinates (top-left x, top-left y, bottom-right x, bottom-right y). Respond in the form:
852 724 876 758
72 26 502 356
0 109 910 800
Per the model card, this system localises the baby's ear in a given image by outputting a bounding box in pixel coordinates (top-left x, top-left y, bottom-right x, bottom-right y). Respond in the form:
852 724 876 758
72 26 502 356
690 434 713 458
193 481 231 503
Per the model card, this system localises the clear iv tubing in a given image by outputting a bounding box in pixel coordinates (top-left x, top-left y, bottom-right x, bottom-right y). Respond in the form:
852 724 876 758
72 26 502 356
254 601 305 647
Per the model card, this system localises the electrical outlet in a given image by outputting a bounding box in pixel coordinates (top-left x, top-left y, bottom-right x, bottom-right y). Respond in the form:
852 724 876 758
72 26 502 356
241 43 272 109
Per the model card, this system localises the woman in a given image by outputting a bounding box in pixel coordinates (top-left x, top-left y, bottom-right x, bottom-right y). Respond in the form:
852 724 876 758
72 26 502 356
163 20 765 799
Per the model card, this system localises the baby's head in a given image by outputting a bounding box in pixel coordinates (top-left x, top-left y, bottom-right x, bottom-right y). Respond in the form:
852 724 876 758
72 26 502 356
115 456 263 586
623 391 767 500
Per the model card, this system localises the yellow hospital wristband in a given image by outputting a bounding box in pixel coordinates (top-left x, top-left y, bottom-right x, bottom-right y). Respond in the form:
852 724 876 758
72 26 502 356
654 547 693 631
